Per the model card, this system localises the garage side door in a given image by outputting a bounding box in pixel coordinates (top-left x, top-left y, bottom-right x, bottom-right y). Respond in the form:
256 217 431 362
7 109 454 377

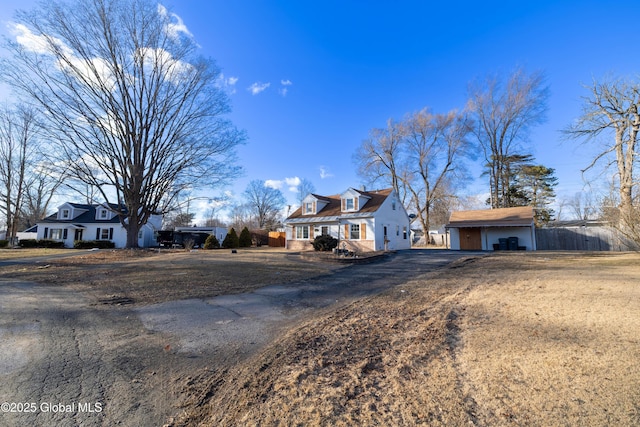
459 227 482 250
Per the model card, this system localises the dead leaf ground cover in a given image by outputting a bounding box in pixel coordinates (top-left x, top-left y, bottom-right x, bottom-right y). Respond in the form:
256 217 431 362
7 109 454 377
0 248 344 305
172 252 640 427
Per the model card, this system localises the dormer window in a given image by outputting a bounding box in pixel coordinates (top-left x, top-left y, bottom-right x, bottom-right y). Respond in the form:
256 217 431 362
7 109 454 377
304 202 314 215
346 198 354 210
61 209 70 219
99 209 108 219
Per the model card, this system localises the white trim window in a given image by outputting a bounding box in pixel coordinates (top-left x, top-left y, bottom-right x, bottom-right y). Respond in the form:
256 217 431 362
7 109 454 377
99 209 109 220
295 225 309 239
345 198 354 210
50 229 63 240
304 202 314 215
350 224 360 240
101 228 110 240
61 209 70 219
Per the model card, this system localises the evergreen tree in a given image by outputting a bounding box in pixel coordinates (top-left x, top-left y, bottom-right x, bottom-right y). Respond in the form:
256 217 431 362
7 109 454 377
222 228 240 248
239 227 252 248
513 164 558 226
203 234 220 249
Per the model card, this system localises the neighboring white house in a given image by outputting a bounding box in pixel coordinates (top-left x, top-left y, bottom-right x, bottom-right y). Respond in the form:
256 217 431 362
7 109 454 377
446 206 537 251
36 202 162 248
284 187 411 252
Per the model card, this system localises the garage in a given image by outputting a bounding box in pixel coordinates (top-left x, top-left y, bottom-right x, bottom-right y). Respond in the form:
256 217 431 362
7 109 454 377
446 206 537 251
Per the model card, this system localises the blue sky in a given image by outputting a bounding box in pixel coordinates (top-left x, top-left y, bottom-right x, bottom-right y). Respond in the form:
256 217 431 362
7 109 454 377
2 1 639 221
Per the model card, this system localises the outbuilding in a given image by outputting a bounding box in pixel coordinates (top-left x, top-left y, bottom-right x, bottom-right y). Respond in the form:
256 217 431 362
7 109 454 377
446 206 536 251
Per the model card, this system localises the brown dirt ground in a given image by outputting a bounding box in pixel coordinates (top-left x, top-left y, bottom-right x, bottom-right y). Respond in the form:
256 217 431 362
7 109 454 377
2 249 639 426
0 248 344 305
169 251 640 427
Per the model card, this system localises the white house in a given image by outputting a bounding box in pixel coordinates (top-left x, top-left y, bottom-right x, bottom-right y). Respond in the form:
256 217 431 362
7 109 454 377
284 187 411 252
446 206 537 251
36 202 162 248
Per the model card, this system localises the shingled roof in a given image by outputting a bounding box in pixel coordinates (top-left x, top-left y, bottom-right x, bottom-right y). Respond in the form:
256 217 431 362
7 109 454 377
286 188 393 220
447 206 534 228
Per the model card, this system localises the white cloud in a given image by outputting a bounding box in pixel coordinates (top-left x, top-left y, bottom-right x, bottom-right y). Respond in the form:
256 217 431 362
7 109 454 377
265 176 301 192
158 4 193 40
285 176 301 192
11 23 73 56
217 73 239 94
248 82 270 95
278 79 292 97
319 166 334 179
264 179 283 190
138 47 193 84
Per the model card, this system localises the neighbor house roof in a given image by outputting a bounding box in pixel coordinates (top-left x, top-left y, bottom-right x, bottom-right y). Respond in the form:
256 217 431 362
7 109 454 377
286 188 393 221
446 206 535 228
39 203 122 225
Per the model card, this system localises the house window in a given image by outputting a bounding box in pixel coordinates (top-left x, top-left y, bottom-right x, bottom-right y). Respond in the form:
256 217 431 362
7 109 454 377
392 200 396 210
321 226 329 236
138 229 144 239
403 226 407 240
61 209 70 219
295 225 309 239
101 228 110 240
50 229 63 240
350 224 360 240
99 209 108 219
345 198 354 210
397 225 400 236
304 202 314 214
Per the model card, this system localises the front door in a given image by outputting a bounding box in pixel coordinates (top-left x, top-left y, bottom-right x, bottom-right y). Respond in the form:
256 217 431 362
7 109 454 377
459 227 481 250
74 229 83 242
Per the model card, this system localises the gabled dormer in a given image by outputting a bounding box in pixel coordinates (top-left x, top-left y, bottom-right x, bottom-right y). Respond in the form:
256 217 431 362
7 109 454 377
301 194 330 215
340 188 371 212
56 202 88 220
95 204 115 221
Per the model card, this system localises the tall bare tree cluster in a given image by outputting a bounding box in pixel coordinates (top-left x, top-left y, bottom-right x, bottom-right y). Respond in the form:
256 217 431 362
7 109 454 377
1 0 243 247
566 76 640 243
243 180 286 230
355 108 472 234
0 104 63 244
467 68 550 209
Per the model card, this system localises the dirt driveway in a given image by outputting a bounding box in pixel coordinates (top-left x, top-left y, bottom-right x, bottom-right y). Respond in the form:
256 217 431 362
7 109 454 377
0 249 471 426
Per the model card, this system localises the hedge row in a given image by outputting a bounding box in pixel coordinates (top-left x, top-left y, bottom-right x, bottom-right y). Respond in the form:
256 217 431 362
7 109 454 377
19 239 65 248
74 240 116 249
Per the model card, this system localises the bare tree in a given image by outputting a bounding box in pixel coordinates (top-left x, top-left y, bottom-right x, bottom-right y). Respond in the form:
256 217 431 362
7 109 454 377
400 108 472 234
568 191 598 221
355 109 471 235
565 76 639 240
467 68 549 208
1 0 244 247
243 180 286 230
0 104 40 244
354 118 406 202
296 178 316 206
20 163 66 228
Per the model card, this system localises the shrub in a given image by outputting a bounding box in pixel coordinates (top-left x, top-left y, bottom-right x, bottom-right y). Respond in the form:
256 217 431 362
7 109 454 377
73 240 116 249
312 234 338 252
239 227 252 248
0 240 9 248
222 228 239 249
20 239 65 248
203 234 220 249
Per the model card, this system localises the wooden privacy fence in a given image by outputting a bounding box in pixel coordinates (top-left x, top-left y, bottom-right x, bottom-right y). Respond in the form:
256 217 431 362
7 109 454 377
536 226 636 251
268 231 286 247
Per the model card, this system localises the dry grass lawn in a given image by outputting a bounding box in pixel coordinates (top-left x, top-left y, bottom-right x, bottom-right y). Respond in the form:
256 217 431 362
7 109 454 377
0 248 343 305
173 252 640 426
